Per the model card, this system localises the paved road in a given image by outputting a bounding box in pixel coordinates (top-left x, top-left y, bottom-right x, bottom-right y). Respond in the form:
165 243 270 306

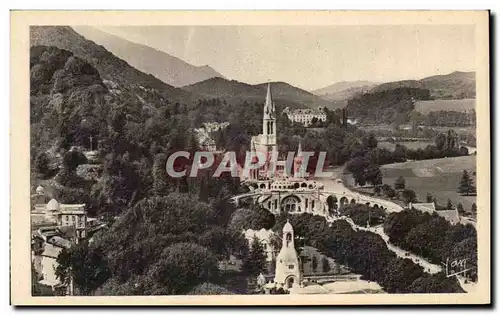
316 166 403 213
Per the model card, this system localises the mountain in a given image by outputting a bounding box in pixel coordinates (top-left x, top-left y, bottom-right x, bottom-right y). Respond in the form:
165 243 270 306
72 26 224 87
30 26 195 104
370 71 475 99
182 77 339 109
313 81 378 97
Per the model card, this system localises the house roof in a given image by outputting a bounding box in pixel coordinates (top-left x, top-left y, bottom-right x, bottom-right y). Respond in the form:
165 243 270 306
412 202 460 225
411 202 436 213
436 210 460 225
41 243 63 259
47 236 71 249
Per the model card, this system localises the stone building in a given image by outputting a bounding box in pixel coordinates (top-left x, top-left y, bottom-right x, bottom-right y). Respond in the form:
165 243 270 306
282 107 327 127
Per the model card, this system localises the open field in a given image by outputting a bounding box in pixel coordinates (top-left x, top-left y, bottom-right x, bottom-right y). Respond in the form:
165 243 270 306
414 99 475 114
378 141 434 151
381 155 477 210
430 126 476 135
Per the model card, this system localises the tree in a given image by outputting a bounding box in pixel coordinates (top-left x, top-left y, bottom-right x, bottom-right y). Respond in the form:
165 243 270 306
35 152 51 178
457 203 465 216
242 236 267 277
459 146 469 156
394 176 406 191
408 273 464 293
55 242 111 295
62 149 88 173
364 133 378 149
384 185 396 199
471 203 477 217
189 282 233 295
310 117 319 126
322 257 331 273
402 189 417 204
458 170 476 196
143 242 220 295
435 133 447 151
365 164 383 187
152 153 169 196
373 185 381 196
446 199 453 210
426 193 435 203
312 256 318 272
381 258 425 293
392 144 407 163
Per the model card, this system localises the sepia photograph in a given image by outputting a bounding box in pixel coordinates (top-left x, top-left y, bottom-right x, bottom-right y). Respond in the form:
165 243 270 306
10 10 490 306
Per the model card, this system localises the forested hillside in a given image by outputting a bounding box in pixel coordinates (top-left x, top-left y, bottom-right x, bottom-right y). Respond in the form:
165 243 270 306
370 71 475 100
345 87 432 124
183 77 337 109
32 45 246 295
30 26 196 104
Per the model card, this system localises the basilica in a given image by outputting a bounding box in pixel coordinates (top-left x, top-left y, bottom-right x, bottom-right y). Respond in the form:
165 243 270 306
242 83 328 217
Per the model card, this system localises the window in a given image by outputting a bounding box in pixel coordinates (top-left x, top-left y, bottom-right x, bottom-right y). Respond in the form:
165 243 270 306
71 216 75 222
288 265 294 269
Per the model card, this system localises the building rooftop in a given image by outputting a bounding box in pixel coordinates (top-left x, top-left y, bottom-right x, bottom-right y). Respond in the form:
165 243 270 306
41 243 63 259
436 210 461 225
46 199 60 211
286 108 326 116
411 202 460 225
47 236 71 249
283 220 294 232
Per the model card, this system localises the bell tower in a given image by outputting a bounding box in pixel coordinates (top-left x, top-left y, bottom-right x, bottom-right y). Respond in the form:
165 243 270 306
262 83 277 155
274 220 301 289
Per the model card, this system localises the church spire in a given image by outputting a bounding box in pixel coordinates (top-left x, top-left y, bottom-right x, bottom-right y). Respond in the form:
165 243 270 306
297 142 303 157
264 82 275 118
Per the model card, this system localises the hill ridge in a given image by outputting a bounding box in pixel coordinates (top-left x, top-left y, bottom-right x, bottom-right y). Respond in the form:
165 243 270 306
72 26 224 87
182 76 339 109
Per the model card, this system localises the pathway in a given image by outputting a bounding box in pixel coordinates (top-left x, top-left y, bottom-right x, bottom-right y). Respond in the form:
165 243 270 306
327 215 442 274
316 166 404 213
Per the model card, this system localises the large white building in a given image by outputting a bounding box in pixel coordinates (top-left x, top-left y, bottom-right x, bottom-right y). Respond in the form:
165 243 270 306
283 107 327 127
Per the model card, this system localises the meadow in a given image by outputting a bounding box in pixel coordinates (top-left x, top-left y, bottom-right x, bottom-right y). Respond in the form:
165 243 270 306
381 155 477 210
414 99 475 114
378 141 434 151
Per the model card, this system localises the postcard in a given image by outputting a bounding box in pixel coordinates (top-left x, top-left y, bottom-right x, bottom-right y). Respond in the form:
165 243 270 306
10 10 490 306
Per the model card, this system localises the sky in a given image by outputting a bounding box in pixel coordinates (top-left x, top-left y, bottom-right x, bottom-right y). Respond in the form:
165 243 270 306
95 25 475 91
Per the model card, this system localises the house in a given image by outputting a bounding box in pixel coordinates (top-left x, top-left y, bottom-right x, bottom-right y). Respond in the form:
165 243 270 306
410 202 461 225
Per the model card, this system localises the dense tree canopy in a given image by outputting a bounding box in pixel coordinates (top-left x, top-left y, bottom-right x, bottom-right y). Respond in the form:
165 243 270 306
384 209 477 281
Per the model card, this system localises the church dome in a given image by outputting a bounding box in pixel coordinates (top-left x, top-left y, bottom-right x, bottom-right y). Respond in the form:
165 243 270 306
35 186 44 194
46 199 60 211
